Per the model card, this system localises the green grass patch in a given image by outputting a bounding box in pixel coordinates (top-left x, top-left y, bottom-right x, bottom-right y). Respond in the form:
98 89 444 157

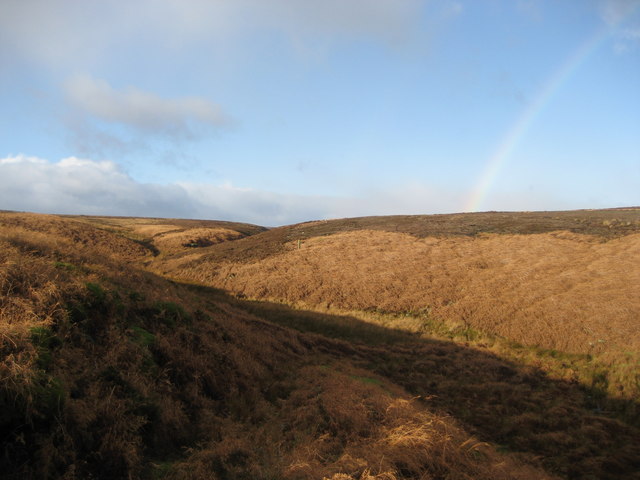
29 326 62 371
150 460 175 479
53 261 76 271
350 375 383 387
130 325 156 348
152 301 192 327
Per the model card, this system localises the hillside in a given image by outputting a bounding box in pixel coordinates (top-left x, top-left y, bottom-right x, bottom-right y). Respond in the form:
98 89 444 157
154 209 640 354
1 209 640 479
152 208 640 265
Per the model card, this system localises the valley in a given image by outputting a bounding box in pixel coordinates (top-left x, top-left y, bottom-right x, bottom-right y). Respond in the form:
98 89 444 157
1 208 639 479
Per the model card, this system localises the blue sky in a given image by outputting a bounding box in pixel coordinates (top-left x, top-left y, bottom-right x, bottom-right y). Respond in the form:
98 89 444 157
1 0 639 225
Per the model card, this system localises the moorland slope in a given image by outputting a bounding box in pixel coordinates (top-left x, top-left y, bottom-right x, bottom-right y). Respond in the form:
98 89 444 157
1 209 639 479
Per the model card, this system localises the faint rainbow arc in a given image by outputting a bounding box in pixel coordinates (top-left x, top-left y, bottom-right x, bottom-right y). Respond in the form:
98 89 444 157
464 28 609 212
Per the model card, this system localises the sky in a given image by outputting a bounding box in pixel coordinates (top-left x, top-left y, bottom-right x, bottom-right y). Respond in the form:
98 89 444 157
1 0 639 226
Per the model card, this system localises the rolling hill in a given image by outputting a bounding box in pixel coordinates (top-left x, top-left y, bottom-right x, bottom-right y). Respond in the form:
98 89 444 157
1 208 639 479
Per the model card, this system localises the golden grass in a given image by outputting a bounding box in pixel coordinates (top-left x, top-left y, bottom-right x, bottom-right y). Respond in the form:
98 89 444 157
284 366 556 480
151 227 245 255
168 365 555 480
66 214 266 237
2 211 640 479
0 212 151 261
160 227 640 410
170 230 640 356
129 224 184 237
0 216 293 478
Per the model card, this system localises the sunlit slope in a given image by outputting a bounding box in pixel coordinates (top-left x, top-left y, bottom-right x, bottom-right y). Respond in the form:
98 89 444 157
2 212 568 479
155 208 640 265
0 212 151 261
160 209 640 356
66 214 266 238
0 212 266 261
65 214 267 256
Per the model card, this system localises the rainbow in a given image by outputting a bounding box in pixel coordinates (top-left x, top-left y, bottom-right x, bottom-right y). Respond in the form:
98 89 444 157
464 27 611 212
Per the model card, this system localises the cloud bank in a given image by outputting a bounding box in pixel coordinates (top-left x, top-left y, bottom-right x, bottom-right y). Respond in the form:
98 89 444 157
0 155 467 226
0 155 596 226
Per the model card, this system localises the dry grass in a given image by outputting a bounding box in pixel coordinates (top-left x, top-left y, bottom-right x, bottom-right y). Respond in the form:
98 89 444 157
222 294 640 478
158 216 640 421
170 230 640 357
129 224 185 237
59 214 264 259
151 227 246 255
92 221 249 256
280 366 555 480
2 210 640 479
166 208 640 266
65 214 266 238
0 213 299 478
0 212 151 262
167 365 555 480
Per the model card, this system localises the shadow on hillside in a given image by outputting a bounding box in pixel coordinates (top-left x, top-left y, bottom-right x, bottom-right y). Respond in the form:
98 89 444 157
178 281 640 480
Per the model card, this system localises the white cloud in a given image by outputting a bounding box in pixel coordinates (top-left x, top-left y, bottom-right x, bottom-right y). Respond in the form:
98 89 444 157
1 155 627 226
0 155 467 226
62 74 230 157
600 0 640 25
613 30 640 53
65 74 229 136
599 0 640 52
0 0 427 69
0 155 196 218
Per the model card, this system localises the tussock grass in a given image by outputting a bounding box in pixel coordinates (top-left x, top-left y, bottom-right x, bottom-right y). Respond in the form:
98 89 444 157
162 208 640 267
218 295 639 478
151 227 246 255
167 365 555 480
66 214 265 242
0 213 151 262
168 229 640 394
151 210 640 478
2 210 640 479
0 223 294 478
